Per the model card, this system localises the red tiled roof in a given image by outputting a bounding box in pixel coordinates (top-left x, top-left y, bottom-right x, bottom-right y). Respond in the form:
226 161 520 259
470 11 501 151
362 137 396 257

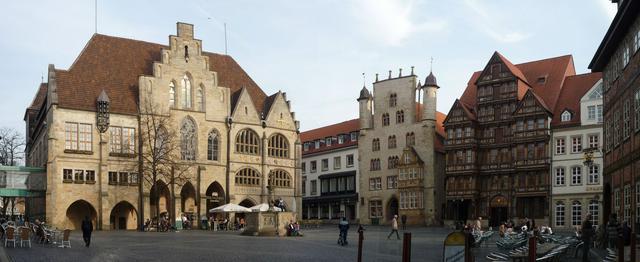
55 34 266 115
301 119 359 155
28 83 47 110
460 54 575 112
551 72 602 127
495 52 529 85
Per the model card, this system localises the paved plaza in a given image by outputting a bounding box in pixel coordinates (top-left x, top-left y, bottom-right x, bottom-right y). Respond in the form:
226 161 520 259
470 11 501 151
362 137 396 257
4 226 453 262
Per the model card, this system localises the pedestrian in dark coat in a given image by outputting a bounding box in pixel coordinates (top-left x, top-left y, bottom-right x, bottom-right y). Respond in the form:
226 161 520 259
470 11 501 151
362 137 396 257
81 216 93 247
581 214 594 262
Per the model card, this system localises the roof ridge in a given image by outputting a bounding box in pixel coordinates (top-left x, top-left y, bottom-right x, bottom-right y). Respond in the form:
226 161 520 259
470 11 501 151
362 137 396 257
301 119 359 134
514 54 572 66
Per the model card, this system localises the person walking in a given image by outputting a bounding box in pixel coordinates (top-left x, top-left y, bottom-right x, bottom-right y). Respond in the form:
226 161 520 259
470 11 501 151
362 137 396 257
387 215 400 240
606 213 620 249
401 214 407 230
338 217 349 245
474 217 482 234
580 214 594 262
81 216 93 247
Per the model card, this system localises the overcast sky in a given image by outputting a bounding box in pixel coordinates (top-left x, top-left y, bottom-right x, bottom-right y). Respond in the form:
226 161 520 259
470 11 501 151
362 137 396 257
0 0 616 133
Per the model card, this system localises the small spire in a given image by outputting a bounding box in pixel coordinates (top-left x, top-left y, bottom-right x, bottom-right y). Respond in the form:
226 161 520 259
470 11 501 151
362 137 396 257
362 72 366 87
429 57 434 73
98 89 110 102
375 73 379 82
411 66 414 75
388 70 392 79
399 68 402 77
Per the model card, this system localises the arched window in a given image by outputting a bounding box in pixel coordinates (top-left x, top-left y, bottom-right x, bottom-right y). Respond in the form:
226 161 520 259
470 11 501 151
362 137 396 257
169 82 176 108
196 87 204 111
269 169 291 188
372 138 380 151
555 201 565 226
207 130 219 161
382 113 390 126
396 110 404 123
236 129 260 155
180 117 197 160
389 93 397 107
388 135 396 149
181 74 192 109
571 201 582 226
235 168 260 186
388 156 398 169
155 126 169 156
268 134 289 158
406 132 415 146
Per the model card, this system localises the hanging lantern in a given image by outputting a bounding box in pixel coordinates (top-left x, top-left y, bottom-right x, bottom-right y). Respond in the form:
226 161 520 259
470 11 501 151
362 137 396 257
97 90 110 133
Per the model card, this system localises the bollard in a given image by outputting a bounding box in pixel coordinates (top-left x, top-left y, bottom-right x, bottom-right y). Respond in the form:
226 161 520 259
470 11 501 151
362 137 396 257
357 230 363 262
631 232 636 262
528 236 536 262
402 232 412 262
618 235 624 262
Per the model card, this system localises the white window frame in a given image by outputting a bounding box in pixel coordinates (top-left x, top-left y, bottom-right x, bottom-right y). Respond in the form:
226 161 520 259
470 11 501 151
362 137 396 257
572 201 582 226
588 165 599 184
555 167 565 186
571 136 582 153
555 202 565 226
571 166 582 185
555 138 565 154
561 111 571 122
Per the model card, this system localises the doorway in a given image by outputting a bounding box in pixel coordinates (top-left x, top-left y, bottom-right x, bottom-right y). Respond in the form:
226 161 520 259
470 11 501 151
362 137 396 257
489 195 508 227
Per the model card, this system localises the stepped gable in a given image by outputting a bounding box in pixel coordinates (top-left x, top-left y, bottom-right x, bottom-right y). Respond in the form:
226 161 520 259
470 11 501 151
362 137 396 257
55 34 267 115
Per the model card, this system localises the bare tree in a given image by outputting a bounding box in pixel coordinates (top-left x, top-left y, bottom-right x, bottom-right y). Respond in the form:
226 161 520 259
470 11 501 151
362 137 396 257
139 101 194 231
0 128 25 166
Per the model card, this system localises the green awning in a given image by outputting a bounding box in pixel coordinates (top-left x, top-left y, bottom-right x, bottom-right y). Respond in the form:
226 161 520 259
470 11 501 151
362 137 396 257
0 188 45 197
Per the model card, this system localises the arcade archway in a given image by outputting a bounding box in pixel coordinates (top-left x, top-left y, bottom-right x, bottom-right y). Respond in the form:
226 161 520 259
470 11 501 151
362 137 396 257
150 180 170 219
386 197 399 222
205 181 225 212
110 201 138 230
66 200 97 230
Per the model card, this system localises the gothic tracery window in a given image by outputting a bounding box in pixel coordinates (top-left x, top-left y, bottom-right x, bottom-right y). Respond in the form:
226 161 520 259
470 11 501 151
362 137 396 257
196 86 204 111
169 82 176 108
180 117 197 160
181 74 192 109
382 113 390 126
207 130 219 161
396 110 404 123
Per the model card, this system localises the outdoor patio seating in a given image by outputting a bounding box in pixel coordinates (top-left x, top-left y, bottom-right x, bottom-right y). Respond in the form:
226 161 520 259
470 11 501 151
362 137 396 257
19 227 30 248
60 229 71 248
5 227 15 248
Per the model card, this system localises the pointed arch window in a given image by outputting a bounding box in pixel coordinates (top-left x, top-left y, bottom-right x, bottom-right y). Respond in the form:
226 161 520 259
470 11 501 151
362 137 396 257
406 132 415 146
389 93 397 107
372 138 380 151
269 169 291 188
180 117 197 160
388 135 397 149
207 130 219 161
235 168 260 186
181 75 192 109
236 129 260 155
196 87 204 111
268 134 289 158
396 110 404 123
382 113 390 126
169 82 176 108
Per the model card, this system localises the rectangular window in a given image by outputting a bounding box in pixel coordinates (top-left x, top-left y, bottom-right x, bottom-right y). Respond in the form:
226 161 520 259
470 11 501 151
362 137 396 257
301 162 306 174
321 159 329 171
387 176 397 189
321 179 329 193
555 203 565 226
310 161 317 173
369 200 382 218
334 156 341 170
597 105 603 123
65 123 92 151
74 169 84 182
325 137 332 146
527 119 534 130
571 136 582 153
555 167 565 186
588 135 599 149
614 189 621 213
624 99 631 139
346 154 354 167
303 143 309 151
571 166 582 185
466 150 473 163
588 165 599 184
301 177 306 195
119 172 129 185
329 178 337 192
110 127 122 153
589 201 599 226
369 178 382 191
310 180 317 195
338 135 345 144
350 132 357 141
108 171 118 185
555 138 565 154
129 173 138 185
63 169 73 182
537 118 545 129
587 106 596 120
624 185 631 223
346 176 355 191
635 90 640 131
85 170 95 183
572 202 582 226
338 177 346 192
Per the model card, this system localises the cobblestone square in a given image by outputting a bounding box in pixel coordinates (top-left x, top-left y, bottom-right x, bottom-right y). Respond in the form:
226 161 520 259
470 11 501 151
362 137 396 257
4 226 452 262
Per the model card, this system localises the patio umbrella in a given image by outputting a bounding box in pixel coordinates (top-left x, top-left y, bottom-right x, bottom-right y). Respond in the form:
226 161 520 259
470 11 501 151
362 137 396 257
250 203 282 212
209 203 252 213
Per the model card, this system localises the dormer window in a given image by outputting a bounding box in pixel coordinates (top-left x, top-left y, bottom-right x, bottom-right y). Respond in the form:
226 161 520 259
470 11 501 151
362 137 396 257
325 137 332 146
537 76 547 84
561 111 572 122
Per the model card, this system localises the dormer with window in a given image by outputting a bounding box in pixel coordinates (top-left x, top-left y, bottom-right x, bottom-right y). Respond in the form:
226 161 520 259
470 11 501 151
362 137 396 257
561 110 572 122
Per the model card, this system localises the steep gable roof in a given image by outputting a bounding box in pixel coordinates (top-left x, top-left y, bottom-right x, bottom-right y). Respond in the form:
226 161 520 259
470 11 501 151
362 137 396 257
28 83 48 110
459 54 575 111
54 34 267 115
551 72 602 127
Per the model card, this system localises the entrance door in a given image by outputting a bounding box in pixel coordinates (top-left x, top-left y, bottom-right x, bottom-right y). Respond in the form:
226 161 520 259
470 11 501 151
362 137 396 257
490 207 508 227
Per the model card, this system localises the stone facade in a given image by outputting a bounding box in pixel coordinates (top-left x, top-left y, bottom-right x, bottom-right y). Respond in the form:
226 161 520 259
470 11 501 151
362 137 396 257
24 22 302 230
356 70 445 226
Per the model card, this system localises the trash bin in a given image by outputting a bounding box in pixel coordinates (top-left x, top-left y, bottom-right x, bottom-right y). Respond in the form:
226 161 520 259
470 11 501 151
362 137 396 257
371 218 379 225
